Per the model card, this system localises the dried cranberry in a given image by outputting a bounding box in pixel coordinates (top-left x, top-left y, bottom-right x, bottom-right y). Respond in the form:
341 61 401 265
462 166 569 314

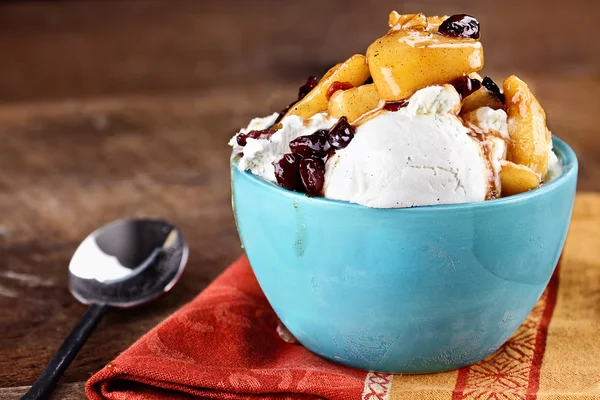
326 81 354 100
299 157 325 197
383 100 409 111
451 75 482 99
438 14 480 39
482 76 505 103
272 153 304 192
328 116 355 150
298 76 319 101
236 127 277 146
289 130 331 158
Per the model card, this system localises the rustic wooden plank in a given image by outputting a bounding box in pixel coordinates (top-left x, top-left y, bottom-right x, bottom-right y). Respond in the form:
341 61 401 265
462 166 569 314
0 87 278 387
0 83 307 391
0 382 86 400
0 0 597 102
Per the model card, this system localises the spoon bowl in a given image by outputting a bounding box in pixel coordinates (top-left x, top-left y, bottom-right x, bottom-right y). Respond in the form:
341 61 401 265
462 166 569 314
69 219 187 307
23 218 188 400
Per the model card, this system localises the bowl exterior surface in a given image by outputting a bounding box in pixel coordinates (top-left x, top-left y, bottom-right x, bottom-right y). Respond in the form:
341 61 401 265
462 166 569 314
231 137 577 372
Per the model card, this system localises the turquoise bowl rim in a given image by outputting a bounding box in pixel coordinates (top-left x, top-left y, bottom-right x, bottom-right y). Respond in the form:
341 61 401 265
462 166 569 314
232 135 578 211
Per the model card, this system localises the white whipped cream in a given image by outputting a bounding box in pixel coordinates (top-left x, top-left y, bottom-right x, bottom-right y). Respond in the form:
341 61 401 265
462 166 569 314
546 140 562 181
462 106 510 193
467 107 509 138
407 84 461 115
229 112 279 153
465 106 562 184
232 112 337 183
324 85 493 208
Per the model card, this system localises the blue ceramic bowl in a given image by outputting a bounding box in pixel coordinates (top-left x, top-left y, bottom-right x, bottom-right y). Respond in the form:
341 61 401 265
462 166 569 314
231 136 577 373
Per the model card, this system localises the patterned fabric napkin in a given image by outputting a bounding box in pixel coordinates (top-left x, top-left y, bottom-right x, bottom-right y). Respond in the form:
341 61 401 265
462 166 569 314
86 194 600 400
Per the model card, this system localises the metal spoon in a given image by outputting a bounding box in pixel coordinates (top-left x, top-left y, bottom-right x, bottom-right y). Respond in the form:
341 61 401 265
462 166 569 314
22 218 188 400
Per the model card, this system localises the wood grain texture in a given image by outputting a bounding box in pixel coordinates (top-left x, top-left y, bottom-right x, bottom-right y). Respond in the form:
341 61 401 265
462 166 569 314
0 382 84 400
0 0 598 398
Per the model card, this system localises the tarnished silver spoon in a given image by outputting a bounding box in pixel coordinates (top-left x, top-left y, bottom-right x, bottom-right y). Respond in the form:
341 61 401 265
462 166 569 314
22 218 188 400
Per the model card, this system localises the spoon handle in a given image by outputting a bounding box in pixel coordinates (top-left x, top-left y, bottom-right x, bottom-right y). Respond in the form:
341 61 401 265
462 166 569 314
22 303 110 400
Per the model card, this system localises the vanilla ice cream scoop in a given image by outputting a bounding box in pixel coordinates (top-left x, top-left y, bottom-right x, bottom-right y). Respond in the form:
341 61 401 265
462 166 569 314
324 85 495 208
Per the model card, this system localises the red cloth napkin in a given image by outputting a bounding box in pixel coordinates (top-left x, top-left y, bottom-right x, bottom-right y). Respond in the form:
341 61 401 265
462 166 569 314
86 256 378 400
87 197 600 399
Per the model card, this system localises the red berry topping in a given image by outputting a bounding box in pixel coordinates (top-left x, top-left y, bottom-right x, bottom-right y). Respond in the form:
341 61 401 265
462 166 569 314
383 100 409 111
298 76 319 101
482 76 505 103
289 130 331 158
272 153 304 192
326 81 354 100
328 116 355 150
274 76 320 125
438 14 480 39
236 127 277 146
299 157 325 197
451 75 482 99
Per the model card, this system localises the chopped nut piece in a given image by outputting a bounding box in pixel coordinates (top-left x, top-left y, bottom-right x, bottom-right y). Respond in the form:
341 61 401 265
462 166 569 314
388 12 427 31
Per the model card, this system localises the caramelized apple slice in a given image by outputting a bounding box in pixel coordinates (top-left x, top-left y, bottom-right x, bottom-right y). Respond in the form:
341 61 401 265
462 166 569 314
500 161 541 196
503 75 550 177
328 84 382 123
366 29 484 101
286 55 370 118
461 86 504 113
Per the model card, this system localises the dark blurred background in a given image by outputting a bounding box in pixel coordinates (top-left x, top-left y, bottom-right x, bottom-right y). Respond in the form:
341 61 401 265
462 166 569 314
0 1 596 99
0 0 598 185
0 1 598 397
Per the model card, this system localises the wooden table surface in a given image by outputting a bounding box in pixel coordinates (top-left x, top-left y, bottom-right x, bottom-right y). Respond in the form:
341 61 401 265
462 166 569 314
0 0 598 398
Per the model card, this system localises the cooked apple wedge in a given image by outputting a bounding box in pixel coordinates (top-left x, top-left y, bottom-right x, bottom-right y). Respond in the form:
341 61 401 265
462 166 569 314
461 86 504 113
328 84 381 123
366 29 484 101
503 75 551 177
500 161 541 196
286 55 370 119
